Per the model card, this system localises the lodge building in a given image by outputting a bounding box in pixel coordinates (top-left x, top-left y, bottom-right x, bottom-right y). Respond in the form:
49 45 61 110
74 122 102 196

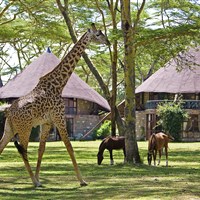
0 49 110 141
134 47 200 141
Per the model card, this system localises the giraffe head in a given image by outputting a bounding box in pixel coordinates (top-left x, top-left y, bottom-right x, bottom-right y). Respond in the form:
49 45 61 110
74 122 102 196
88 23 110 45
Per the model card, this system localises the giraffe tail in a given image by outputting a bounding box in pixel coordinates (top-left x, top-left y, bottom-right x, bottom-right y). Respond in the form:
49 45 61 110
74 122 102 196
14 141 27 161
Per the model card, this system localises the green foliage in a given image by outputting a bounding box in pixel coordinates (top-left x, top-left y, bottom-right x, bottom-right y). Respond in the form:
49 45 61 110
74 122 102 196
157 100 188 141
92 120 111 139
1 0 200 91
0 141 199 199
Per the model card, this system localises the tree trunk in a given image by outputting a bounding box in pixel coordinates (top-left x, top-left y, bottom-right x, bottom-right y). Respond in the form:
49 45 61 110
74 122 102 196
0 76 3 87
105 0 119 137
115 106 125 136
110 38 117 136
120 0 141 163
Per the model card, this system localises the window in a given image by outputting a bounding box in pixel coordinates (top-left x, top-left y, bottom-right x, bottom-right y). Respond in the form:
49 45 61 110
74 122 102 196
66 118 74 137
146 114 162 139
185 114 199 132
65 98 77 114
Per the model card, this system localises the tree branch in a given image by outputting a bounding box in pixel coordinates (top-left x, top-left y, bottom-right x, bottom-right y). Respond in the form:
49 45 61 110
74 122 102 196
133 0 146 30
0 1 14 18
135 26 199 47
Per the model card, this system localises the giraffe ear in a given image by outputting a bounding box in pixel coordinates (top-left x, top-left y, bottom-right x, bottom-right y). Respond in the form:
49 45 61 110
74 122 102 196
91 23 97 32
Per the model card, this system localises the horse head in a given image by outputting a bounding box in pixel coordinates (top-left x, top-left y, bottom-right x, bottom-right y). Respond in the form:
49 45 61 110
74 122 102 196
147 151 153 165
97 152 104 165
147 133 156 165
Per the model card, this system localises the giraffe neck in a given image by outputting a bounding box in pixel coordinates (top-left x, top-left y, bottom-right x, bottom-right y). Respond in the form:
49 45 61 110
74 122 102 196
37 32 91 94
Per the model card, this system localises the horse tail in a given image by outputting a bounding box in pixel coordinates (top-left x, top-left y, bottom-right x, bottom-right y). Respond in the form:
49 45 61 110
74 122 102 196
167 134 174 141
162 133 174 141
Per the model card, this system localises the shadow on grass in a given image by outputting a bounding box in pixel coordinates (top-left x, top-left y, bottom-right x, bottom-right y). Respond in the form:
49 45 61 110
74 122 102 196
0 142 199 199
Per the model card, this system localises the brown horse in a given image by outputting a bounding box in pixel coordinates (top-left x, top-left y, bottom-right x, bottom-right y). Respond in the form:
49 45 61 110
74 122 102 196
147 132 174 166
97 136 126 165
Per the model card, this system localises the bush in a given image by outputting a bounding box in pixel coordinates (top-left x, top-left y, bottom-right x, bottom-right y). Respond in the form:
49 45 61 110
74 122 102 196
157 100 188 141
92 120 111 139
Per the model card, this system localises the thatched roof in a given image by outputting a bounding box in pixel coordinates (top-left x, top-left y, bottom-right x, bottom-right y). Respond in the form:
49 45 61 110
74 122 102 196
136 47 200 94
0 49 110 111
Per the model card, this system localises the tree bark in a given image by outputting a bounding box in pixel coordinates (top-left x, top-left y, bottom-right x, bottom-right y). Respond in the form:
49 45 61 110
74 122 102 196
106 0 119 136
120 0 141 163
0 76 3 87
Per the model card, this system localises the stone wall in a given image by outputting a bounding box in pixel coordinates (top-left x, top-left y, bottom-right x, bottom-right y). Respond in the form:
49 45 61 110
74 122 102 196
73 115 100 139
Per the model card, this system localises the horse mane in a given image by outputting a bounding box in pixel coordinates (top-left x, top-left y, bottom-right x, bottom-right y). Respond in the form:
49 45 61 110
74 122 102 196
98 137 110 154
99 138 106 150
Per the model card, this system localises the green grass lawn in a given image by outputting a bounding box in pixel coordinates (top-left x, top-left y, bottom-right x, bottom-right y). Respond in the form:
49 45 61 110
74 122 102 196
0 140 199 200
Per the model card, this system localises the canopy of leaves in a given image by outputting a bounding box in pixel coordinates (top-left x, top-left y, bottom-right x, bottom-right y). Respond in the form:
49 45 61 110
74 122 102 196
1 0 200 100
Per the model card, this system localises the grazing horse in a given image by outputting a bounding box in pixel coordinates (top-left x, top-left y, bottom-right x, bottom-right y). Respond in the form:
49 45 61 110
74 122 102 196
147 132 174 166
97 136 126 165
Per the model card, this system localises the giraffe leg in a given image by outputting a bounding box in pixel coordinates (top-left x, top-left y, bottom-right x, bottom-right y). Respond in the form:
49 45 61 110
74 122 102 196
57 126 87 186
17 133 41 187
35 123 51 182
0 118 15 154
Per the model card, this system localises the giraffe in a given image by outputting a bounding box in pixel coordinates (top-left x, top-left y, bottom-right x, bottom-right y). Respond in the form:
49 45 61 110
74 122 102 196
0 23 110 187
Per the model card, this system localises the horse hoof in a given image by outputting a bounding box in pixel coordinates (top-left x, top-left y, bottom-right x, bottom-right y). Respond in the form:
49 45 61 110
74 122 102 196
80 180 88 187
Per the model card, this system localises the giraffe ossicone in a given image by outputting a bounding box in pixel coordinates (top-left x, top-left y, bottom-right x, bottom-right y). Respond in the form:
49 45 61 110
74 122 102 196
0 23 109 187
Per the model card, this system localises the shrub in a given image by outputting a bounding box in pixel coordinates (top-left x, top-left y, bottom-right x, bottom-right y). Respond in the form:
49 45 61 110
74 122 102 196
157 100 188 141
92 120 111 139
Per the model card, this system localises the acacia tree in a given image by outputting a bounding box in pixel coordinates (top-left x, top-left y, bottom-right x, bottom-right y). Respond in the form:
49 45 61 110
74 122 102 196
56 0 125 136
0 0 70 83
118 0 200 163
120 0 144 163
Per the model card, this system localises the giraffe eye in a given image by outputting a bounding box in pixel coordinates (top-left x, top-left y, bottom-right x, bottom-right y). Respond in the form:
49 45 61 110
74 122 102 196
96 30 102 37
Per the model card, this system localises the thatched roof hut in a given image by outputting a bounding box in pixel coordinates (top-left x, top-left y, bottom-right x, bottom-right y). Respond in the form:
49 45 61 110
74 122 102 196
136 47 200 94
0 49 110 112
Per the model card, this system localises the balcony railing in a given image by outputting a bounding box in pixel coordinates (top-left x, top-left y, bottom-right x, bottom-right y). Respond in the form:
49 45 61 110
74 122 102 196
65 107 77 115
145 100 200 110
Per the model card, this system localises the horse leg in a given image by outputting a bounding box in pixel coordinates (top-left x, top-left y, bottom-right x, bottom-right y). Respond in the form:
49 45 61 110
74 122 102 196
157 150 162 165
123 147 126 163
153 150 157 166
109 149 114 165
165 146 168 166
